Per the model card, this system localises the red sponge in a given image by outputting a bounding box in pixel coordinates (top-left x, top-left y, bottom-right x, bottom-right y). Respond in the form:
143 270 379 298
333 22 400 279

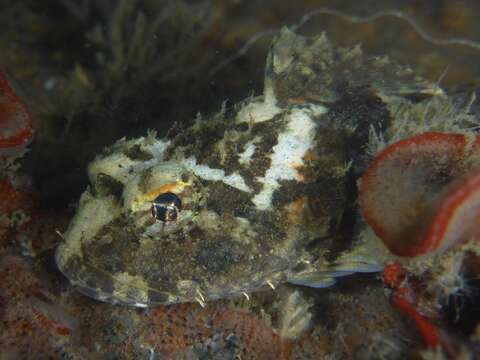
0 72 33 149
359 132 480 257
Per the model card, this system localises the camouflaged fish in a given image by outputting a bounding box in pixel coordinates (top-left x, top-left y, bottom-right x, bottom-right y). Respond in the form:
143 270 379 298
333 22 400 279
55 28 442 306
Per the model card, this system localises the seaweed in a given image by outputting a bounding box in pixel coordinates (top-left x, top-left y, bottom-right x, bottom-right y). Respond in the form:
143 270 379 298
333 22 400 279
15 0 219 208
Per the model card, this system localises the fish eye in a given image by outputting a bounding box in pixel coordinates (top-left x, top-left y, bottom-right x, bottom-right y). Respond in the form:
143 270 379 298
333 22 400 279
151 192 182 222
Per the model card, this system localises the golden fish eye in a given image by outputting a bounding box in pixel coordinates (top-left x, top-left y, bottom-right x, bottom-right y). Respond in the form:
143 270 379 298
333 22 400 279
151 192 182 222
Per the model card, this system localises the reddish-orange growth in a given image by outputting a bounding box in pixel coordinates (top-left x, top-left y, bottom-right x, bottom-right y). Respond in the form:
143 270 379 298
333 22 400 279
31 306 73 337
0 72 33 148
383 262 441 349
0 315 59 357
213 308 289 358
359 132 480 257
390 294 440 347
382 261 405 290
418 170 480 254
142 302 291 358
0 256 41 301
0 256 68 358
0 178 30 215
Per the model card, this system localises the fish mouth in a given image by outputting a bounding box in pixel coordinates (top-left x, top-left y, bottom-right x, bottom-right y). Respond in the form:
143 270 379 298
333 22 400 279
55 247 177 307
55 241 289 307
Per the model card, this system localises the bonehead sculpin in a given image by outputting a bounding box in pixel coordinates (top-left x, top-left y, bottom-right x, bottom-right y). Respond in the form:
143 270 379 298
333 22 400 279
56 28 441 306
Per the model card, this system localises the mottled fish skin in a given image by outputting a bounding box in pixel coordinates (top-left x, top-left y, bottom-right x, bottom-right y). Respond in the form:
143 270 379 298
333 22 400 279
55 28 440 306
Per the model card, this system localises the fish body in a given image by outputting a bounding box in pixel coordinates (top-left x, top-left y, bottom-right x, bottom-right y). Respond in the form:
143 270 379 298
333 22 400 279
56 28 440 306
